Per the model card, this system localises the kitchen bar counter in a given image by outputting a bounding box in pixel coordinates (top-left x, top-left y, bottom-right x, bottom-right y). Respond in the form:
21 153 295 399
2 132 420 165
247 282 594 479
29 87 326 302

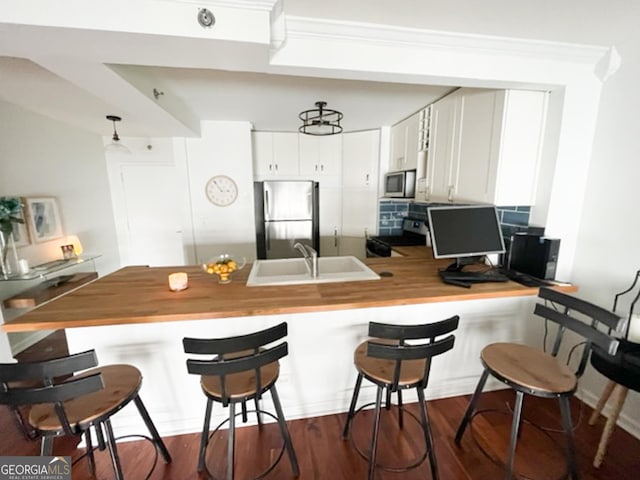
2 251 574 333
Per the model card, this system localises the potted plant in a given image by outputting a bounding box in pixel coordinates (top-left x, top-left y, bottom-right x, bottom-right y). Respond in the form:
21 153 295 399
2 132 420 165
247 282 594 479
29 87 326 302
0 196 25 277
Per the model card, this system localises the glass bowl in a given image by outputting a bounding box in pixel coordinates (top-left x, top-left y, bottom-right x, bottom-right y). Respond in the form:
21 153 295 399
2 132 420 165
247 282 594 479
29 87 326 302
202 254 246 284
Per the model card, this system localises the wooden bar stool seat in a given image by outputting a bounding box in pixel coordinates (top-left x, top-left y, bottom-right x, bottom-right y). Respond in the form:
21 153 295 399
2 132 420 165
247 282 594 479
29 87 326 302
29 364 141 431
455 287 624 480
343 316 460 480
0 351 172 480
480 343 577 395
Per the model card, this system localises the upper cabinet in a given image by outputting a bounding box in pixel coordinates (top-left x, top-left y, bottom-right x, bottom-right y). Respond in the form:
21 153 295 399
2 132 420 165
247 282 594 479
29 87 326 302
422 88 547 205
299 134 342 186
342 130 380 190
252 132 299 178
390 110 425 172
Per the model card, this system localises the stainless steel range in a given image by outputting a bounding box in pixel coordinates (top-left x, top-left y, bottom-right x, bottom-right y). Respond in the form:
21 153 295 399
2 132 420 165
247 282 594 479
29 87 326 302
366 218 429 257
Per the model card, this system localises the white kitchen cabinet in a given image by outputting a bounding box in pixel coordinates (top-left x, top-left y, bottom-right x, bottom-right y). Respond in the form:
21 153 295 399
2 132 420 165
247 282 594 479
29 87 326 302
425 90 460 202
252 131 299 178
319 186 342 256
299 134 342 185
342 130 379 189
341 130 380 242
390 111 423 172
425 88 547 205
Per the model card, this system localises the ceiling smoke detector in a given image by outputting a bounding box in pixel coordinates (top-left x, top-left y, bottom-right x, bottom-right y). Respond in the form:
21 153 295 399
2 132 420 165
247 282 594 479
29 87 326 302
197 8 215 28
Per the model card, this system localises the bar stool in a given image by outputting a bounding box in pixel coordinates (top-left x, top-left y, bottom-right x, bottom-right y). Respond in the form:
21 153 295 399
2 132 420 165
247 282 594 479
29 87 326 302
455 287 624 480
0 350 172 480
342 315 460 480
183 322 299 480
588 340 640 467
587 269 640 467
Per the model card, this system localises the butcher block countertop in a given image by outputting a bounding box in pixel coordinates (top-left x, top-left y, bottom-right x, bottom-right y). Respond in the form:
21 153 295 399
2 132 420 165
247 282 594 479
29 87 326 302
2 248 576 333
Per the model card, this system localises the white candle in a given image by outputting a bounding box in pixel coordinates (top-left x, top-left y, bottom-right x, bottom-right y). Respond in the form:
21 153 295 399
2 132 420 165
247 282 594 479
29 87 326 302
628 314 640 343
168 272 188 292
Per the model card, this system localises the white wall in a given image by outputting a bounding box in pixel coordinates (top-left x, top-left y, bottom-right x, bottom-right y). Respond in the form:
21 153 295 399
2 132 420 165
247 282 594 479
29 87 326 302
0 101 120 359
184 121 257 263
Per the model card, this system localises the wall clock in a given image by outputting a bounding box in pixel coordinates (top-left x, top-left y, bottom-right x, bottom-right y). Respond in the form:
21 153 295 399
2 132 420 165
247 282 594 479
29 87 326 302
205 175 238 206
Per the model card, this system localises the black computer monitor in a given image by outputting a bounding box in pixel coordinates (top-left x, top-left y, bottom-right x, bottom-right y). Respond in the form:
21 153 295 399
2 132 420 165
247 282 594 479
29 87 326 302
427 205 505 271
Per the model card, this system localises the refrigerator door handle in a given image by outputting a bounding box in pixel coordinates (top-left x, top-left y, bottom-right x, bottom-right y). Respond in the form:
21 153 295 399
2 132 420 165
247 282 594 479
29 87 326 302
266 225 271 251
264 189 270 217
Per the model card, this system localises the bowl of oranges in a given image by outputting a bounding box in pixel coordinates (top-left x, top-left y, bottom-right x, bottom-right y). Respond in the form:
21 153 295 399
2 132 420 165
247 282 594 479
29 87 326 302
202 254 246 284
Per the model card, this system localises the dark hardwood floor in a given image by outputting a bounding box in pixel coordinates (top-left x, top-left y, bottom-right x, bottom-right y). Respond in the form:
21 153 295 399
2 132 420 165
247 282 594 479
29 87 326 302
3 390 639 479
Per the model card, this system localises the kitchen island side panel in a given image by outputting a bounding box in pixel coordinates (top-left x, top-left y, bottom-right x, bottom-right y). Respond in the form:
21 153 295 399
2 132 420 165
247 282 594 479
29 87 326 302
64 295 533 438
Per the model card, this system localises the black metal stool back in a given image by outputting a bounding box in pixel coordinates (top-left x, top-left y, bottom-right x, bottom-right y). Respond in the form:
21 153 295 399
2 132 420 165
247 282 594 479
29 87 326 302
0 350 171 480
455 287 624 480
343 315 460 480
535 287 622 377
0 351 102 438
183 322 299 480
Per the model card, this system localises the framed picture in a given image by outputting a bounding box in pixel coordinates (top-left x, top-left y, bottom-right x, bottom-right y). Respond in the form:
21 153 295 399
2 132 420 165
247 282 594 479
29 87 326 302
26 197 63 243
12 201 30 247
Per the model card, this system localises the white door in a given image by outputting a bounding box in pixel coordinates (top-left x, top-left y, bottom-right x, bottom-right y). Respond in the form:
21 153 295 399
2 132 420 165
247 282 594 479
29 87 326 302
120 164 185 266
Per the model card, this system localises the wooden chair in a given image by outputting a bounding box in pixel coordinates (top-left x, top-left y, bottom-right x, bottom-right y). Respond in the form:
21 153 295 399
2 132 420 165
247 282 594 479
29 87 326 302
183 322 299 480
455 287 624 480
0 350 172 480
342 315 460 480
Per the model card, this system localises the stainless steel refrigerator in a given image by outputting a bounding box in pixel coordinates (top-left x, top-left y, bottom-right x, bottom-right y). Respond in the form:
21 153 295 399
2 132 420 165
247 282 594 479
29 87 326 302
254 181 320 259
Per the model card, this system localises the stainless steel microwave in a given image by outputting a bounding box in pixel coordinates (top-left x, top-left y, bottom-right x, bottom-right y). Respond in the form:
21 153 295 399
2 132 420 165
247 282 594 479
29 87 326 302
384 170 416 198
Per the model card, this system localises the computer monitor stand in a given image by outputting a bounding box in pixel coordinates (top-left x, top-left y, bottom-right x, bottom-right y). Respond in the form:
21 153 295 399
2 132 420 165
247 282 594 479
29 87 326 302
444 256 484 272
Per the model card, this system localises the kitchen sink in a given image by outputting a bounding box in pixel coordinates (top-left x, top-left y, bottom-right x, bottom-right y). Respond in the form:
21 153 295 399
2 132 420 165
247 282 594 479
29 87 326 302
246 256 381 286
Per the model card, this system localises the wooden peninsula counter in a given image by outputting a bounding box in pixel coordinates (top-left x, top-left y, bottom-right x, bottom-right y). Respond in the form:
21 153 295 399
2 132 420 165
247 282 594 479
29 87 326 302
2 251 566 333
1 250 576 438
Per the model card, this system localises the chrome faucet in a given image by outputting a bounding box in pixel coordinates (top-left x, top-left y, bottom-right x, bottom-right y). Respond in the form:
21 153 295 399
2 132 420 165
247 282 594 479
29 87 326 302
293 242 318 278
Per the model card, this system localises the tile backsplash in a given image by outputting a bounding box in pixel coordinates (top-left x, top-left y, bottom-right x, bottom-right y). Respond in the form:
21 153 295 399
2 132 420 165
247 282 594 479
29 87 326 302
378 201 534 239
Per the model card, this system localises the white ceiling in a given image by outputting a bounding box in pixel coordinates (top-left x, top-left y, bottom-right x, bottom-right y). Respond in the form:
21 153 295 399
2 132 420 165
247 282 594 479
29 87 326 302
0 57 452 137
119 65 454 132
0 1 463 138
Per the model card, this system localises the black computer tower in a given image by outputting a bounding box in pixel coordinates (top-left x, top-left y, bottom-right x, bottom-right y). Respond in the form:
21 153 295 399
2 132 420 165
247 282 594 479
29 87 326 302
508 233 560 280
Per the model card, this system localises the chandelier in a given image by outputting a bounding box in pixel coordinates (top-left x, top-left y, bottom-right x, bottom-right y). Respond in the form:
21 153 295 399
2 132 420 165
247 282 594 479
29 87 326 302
298 101 343 136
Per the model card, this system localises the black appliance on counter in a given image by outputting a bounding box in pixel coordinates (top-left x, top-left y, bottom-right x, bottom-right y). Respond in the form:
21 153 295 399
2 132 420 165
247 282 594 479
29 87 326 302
508 232 560 280
366 218 428 257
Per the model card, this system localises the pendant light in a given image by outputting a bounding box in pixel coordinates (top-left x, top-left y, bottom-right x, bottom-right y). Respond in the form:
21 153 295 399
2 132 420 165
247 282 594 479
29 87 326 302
105 115 131 154
299 101 343 136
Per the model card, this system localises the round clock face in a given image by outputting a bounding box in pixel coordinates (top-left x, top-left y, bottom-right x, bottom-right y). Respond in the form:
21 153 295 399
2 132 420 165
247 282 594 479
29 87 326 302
205 175 238 207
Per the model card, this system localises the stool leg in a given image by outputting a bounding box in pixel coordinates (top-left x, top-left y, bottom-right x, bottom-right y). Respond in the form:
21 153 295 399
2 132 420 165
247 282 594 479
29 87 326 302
40 434 54 456
227 402 236 480
241 400 248 423
342 373 363 438
134 394 172 463
95 421 106 450
589 380 616 426
559 395 579 479
385 387 392 410
594 385 628 469
271 384 299 476
417 387 439 480
368 386 384 480
104 418 124 480
254 397 263 427
397 390 404 429
85 430 96 477
505 391 524 480
198 397 214 473
455 368 490 445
